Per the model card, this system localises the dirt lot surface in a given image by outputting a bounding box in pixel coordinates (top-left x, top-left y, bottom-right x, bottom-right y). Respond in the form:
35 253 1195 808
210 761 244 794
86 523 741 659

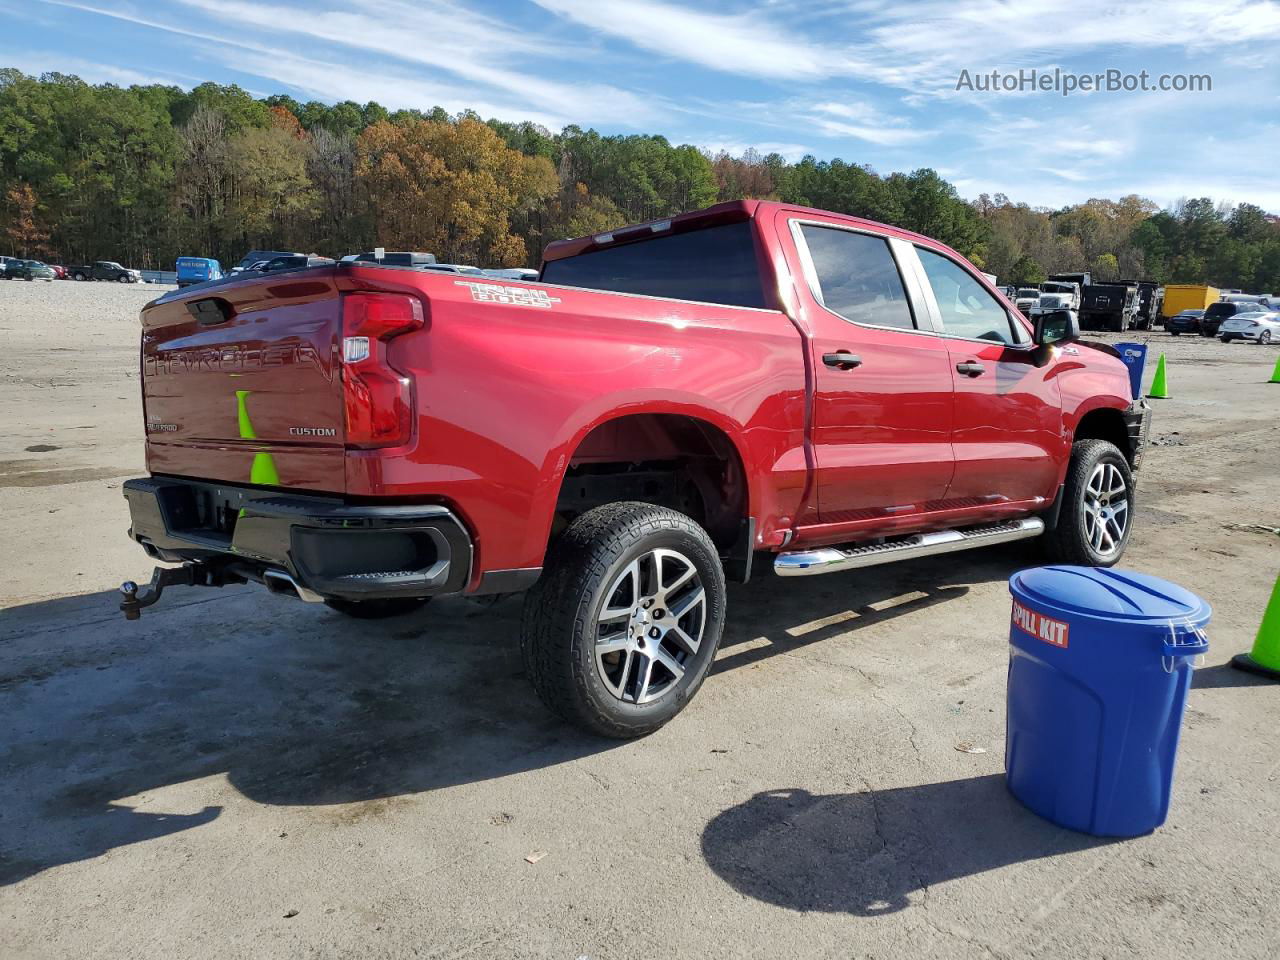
2 281 1278 959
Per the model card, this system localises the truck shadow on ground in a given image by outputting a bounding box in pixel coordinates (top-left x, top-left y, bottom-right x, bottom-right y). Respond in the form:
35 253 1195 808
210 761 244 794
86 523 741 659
700 776 1115 915
0 548 1023 887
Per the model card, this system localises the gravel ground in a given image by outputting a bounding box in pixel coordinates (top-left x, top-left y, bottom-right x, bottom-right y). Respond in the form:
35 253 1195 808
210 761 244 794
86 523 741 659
1 280 1278 960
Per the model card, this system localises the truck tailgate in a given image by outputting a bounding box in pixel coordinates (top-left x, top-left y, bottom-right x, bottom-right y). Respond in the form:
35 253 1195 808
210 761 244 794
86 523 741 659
140 271 346 492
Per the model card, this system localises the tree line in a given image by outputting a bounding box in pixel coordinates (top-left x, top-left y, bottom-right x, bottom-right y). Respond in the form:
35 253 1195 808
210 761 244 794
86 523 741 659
2 69 1278 293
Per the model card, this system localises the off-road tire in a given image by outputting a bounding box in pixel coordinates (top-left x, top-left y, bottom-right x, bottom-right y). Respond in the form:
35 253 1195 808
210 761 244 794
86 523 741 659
323 596 430 619
1044 439 1134 567
520 501 726 739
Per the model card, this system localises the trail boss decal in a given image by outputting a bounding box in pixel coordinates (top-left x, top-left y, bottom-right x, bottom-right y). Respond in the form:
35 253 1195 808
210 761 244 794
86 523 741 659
1011 600 1070 648
455 281 561 308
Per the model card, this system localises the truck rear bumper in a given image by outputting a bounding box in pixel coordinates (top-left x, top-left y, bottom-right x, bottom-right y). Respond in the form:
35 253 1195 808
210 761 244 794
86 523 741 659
124 476 473 601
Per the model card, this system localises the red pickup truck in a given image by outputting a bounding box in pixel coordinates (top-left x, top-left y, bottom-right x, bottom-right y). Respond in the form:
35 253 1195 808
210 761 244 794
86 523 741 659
119 200 1149 737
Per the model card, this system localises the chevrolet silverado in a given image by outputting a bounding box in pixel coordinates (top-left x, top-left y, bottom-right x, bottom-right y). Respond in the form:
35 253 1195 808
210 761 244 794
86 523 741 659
118 200 1150 737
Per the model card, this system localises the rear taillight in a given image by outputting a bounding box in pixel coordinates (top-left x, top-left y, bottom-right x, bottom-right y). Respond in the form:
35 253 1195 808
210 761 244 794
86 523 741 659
341 293 425 449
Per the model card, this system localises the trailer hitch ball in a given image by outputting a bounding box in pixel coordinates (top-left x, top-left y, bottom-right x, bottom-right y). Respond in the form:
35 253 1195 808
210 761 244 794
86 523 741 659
120 581 142 621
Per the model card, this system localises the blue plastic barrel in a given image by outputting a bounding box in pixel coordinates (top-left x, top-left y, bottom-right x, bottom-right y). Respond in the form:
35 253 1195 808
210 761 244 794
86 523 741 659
1006 566 1210 837
1115 342 1148 400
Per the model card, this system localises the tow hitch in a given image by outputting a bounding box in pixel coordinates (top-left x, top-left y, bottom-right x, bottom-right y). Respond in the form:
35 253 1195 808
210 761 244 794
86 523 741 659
119 562 246 620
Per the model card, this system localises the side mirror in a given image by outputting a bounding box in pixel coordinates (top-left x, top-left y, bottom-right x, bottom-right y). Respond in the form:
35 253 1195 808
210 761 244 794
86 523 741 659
1034 309 1079 347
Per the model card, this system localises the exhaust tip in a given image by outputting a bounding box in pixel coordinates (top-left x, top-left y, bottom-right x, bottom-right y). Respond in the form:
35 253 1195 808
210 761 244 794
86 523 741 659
262 569 324 603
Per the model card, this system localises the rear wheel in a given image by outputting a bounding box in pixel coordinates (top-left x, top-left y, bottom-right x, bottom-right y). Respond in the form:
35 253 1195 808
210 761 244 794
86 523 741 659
1261 330 1272 345
324 596 430 619
1044 439 1134 567
521 502 726 739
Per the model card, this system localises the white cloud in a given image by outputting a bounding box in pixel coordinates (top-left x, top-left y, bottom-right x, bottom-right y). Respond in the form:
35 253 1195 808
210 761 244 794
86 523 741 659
172 0 667 128
536 0 1280 96
232 51 569 131
1039 167 1091 183
532 0 875 81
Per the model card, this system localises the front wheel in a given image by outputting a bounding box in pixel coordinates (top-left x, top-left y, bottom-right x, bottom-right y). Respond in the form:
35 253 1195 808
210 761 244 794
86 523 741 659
1260 330 1272 345
118 274 131 283
73 272 86 281
521 502 726 739
1044 439 1134 567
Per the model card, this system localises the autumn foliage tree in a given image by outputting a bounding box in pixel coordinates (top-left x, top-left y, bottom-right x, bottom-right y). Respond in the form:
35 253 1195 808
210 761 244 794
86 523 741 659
4 182 50 257
356 117 555 266
3 68 1280 289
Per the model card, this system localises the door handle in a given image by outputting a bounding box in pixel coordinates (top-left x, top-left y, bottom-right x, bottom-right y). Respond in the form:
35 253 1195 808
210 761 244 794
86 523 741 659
823 351 863 370
956 361 986 377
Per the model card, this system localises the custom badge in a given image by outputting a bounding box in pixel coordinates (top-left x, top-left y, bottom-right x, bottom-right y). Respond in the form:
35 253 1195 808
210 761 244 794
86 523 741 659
454 281 561 308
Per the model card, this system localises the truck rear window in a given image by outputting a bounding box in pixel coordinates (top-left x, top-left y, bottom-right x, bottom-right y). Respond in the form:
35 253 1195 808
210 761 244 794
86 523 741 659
540 221 767 309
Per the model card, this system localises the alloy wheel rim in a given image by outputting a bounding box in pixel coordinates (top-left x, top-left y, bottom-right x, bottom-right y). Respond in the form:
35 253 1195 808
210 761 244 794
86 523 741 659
595 548 706 705
1083 462 1129 558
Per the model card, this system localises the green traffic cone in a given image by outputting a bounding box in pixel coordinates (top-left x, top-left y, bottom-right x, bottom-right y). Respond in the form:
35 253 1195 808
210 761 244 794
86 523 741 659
1147 353 1169 399
1269 354 1280 384
1232 574 1280 680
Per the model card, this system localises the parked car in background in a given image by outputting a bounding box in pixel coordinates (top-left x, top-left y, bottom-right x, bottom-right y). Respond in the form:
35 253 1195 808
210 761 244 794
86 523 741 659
419 263 486 276
258 254 335 273
68 261 142 282
1167 309 1205 335
484 267 540 281
0 255 20 277
4 259 56 281
1200 300 1258 337
231 250 300 274
48 264 67 280
176 257 223 288
1220 293 1271 309
353 251 438 267
1219 311 1279 344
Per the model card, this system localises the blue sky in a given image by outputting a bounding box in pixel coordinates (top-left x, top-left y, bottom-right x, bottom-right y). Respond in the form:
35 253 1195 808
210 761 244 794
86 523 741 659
6 0 1280 211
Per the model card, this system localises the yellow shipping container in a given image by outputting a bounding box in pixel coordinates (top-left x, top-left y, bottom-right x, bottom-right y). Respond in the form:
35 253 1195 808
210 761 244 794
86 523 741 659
1161 284 1220 318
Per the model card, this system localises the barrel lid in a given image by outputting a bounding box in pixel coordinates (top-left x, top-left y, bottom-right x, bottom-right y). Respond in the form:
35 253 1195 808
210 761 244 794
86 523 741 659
1010 566 1211 624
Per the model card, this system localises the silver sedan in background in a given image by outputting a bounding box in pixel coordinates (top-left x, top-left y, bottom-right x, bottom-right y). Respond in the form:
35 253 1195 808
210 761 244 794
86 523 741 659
1219 311 1280 344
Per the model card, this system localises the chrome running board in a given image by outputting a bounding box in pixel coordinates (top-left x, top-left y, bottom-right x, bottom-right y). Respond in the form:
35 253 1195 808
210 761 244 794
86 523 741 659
774 517 1045 577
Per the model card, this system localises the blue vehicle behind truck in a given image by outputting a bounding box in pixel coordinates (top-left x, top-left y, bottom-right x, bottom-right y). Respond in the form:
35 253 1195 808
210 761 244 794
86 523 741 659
175 257 223 288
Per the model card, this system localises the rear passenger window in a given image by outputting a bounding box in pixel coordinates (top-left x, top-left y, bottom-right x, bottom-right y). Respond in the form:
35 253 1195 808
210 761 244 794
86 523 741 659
916 247 1022 344
799 225 916 330
539 221 766 308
